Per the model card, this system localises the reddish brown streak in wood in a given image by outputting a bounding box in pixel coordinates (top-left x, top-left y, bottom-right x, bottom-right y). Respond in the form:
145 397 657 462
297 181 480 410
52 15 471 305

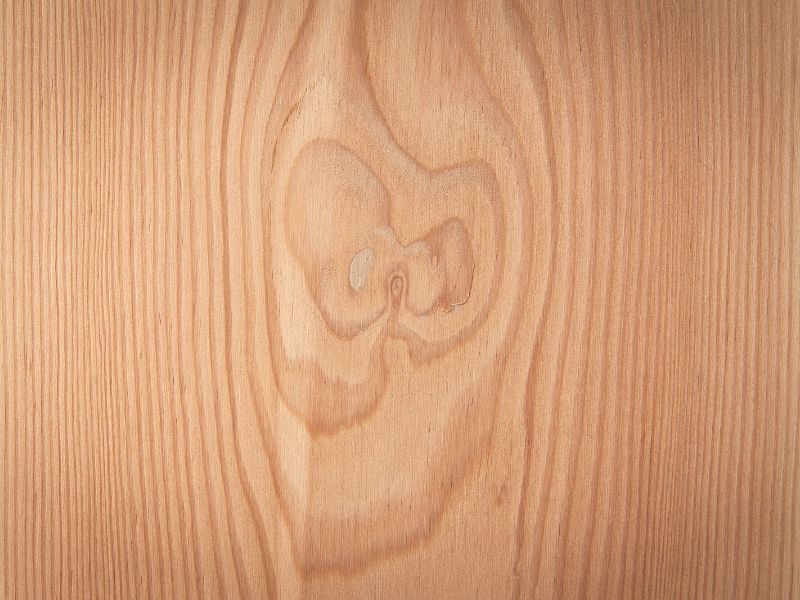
185 0 228 595
218 1 279 598
504 3 560 598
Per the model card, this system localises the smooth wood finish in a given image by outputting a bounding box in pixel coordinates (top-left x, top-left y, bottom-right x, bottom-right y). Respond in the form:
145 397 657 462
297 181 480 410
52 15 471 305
1 1 799 598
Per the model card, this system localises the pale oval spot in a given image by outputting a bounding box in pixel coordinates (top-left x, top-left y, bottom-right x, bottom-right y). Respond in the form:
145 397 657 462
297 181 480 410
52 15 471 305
349 247 375 291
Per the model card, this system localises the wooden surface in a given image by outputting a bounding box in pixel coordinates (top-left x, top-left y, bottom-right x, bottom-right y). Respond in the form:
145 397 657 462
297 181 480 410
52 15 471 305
1 1 799 598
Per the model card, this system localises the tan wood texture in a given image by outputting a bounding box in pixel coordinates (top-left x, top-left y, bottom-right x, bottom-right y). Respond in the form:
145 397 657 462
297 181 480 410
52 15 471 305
1 1 799 598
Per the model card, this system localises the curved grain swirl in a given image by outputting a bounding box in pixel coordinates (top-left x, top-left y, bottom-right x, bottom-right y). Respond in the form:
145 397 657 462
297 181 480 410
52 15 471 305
257 0 543 574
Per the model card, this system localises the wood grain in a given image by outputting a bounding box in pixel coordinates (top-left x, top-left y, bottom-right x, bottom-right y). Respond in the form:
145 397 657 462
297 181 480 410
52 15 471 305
1 1 799 598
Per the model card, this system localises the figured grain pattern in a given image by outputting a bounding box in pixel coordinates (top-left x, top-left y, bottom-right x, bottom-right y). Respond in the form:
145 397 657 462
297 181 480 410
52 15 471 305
1 1 799 599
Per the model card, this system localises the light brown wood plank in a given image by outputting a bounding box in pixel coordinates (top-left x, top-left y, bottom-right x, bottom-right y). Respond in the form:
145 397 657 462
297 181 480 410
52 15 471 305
1 1 798 598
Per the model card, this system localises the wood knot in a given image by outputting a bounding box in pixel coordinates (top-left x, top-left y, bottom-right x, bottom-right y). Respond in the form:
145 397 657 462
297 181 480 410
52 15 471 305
389 272 405 304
